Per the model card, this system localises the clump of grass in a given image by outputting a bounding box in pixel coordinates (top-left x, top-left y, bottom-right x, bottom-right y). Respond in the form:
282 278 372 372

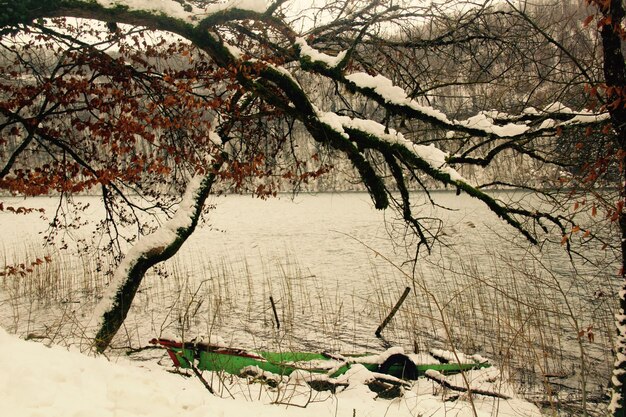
0 242 111 343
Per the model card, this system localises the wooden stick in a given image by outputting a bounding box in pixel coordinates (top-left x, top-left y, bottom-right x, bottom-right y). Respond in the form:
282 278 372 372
375 287 411 338
270 296 280 330
189 361 215 394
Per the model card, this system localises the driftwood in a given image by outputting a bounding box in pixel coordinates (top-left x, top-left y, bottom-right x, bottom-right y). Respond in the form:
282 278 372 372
425 370 511 400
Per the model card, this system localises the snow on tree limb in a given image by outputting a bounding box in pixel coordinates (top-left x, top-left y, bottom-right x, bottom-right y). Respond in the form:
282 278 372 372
1 0 272 38
344 72 453 124
95 0 205 22
339 71 608 139
94 0 268 24
295 37 347 68
313 107 465 183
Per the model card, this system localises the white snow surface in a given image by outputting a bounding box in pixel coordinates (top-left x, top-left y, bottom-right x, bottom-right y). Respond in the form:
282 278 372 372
562 109 611 125
222 40 245 59
543 102 573 113
539 118 556 129
430 348 473 364
295 37 347 67
0 327 543 417
351 346 405 364
219 0 267 13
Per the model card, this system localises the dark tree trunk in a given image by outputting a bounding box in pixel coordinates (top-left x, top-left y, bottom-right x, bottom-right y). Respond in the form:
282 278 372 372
93 170 220 353
599 2 626 415
617 202 626 417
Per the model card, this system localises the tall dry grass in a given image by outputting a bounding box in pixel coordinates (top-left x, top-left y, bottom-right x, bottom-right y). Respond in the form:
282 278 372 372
0 239 617 415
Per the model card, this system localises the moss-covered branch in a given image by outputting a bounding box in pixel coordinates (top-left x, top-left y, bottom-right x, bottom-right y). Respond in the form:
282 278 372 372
94 159 223 352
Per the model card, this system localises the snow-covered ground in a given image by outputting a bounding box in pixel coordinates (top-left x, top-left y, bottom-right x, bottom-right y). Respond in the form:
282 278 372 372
0 327 542 417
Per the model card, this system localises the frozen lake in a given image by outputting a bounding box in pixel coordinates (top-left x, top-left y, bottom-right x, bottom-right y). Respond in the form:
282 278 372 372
0 191 619 397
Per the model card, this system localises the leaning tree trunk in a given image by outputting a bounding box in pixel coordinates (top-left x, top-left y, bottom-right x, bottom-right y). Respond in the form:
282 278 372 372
616 183 626 417
92 167 220 353
599 2 626 415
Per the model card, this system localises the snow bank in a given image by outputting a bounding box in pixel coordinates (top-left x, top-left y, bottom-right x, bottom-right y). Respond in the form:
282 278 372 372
0 327 217 417
0 328 543 417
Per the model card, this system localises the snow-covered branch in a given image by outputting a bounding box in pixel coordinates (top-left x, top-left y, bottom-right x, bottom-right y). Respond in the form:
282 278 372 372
92 167 221 352
306 63 609 140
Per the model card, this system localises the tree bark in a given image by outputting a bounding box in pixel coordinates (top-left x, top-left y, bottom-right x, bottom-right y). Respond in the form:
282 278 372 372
93 167 221 353
598 2 626 415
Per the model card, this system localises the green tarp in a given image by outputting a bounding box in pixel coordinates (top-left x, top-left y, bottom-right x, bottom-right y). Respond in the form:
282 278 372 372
157 341 490 380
